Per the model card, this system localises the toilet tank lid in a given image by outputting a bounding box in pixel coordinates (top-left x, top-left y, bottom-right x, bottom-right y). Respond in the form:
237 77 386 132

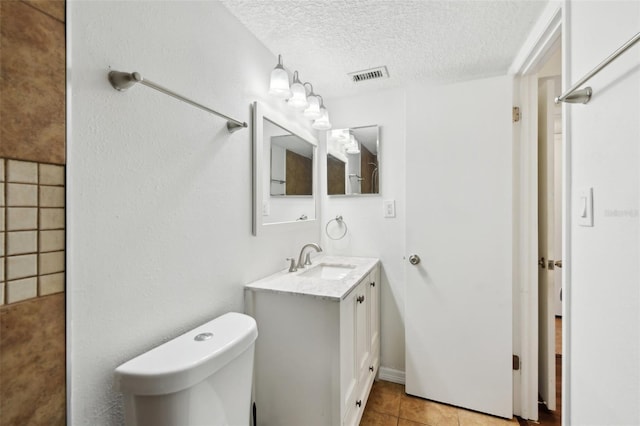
114 312 258 396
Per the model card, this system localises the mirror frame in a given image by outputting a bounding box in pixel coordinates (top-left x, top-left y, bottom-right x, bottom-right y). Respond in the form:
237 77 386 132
326 124 380 197
252 101 319 236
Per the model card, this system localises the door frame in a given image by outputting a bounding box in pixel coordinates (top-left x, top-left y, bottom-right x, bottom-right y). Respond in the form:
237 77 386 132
508 1 570 421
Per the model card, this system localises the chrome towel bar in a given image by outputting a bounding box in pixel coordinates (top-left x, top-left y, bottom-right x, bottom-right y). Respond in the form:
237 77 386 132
556 31 640 104
108 70 248 133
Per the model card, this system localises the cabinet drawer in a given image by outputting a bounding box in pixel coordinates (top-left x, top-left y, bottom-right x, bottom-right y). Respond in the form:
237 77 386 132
343 394 364 426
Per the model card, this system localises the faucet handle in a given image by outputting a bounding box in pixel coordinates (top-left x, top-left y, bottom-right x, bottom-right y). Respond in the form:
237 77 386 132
286 258 297 272
304 252 313 266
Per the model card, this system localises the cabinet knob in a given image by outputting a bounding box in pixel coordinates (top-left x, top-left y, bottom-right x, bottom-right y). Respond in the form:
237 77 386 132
357 295 365 304
356 400 362 407
369 366 374 372
370 281 375 287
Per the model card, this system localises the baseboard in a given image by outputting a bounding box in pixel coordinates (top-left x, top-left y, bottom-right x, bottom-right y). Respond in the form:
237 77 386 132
378 367 405 384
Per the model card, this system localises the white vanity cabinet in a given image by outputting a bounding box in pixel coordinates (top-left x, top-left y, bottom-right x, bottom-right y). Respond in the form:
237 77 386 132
342 266 380 426
245 257 380 426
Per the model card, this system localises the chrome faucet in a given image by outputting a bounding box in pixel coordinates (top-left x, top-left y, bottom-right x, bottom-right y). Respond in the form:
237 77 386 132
286 258 297 273
296 243 322 269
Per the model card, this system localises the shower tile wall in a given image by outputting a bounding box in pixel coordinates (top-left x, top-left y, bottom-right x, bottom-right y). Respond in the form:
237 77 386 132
0 1 66 424
1 159 65 305
0 0 65 164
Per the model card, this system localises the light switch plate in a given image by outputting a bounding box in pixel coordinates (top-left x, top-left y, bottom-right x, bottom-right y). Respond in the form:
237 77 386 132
577 187 593 227
383 199 396 218
262 201 270 216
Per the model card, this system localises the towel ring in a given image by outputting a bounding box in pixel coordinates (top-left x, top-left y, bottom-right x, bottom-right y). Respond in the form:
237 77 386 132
325 215 348 240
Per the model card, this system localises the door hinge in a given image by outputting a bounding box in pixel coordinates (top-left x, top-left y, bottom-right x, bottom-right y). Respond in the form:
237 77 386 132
512 106 521 122
513 355 520 371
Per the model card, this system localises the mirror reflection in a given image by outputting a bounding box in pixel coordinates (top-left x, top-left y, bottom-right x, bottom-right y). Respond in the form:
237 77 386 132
262 118 315 224
326 125 379 195
269 127 313 196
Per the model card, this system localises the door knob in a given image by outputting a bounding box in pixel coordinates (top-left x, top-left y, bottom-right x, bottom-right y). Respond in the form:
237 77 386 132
409 254 421 265
538 257 546 268
554 260 562 268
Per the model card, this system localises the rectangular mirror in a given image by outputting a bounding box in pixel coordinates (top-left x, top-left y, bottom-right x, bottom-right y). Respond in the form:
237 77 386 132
269 130 313 197
326 125 379 195
252 102 318 235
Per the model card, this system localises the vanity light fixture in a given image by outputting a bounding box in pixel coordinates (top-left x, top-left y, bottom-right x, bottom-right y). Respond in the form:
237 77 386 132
288 71 308 109
269 54 331 129
303 83 322 120
312 96 332 130
269 54 292 99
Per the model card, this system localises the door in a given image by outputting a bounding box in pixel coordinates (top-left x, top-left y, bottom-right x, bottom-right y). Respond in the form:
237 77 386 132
537 77 561 411
553 112 563 317
405 76 513 418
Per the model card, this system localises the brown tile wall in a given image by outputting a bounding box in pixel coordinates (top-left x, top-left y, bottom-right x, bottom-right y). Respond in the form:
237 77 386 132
0 1 66 424
0 0 65 164
327 154 346 195
285 150 313 196
360 144 377 194
0 294 66 426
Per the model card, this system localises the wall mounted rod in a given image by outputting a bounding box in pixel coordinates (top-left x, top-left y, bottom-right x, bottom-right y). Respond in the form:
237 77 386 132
555 31 640 104
108 70 248 133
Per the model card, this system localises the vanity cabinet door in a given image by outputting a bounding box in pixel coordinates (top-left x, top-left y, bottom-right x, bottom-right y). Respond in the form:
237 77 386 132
340 284 358 422
342 278 369 426
368 266 380 373
355 280 370 388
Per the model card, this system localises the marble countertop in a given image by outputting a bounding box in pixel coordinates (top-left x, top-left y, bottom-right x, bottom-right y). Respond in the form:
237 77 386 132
244 255 379 301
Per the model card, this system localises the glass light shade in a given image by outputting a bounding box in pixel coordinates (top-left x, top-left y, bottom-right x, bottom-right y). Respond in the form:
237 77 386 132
346 145 360 154
330 128 349 143
312 107 331 130
303 95 322 119
344 135 359 154
346 137 360 154
288 81 308 109
269 65 291 99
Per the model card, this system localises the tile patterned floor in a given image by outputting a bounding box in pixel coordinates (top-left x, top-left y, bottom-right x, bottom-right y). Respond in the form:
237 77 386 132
361 380 519 426
364 319 564 426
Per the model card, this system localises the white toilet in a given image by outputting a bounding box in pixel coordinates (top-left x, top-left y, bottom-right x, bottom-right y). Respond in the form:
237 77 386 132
115 312 258 426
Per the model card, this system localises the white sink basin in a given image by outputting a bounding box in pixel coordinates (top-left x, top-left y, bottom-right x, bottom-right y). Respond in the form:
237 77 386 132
300 263 356 280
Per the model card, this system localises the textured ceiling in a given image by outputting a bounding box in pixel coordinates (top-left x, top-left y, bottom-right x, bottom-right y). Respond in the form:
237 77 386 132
220 0 547 99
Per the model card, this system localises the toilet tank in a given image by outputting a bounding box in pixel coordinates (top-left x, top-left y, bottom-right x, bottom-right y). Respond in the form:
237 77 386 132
115 312 258 426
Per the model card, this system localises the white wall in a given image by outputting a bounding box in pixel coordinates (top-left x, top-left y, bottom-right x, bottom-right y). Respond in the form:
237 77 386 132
566 1 640 424
67 2 320 425
321 88 407 373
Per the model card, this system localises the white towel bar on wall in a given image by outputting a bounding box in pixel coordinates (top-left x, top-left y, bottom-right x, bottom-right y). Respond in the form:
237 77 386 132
555 31 640 104
108 70 248 133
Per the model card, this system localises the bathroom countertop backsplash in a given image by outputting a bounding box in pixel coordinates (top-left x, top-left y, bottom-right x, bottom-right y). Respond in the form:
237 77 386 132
245 255 379 301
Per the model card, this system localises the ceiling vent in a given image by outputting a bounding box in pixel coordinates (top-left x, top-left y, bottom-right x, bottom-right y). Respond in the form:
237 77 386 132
348 66 389 83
